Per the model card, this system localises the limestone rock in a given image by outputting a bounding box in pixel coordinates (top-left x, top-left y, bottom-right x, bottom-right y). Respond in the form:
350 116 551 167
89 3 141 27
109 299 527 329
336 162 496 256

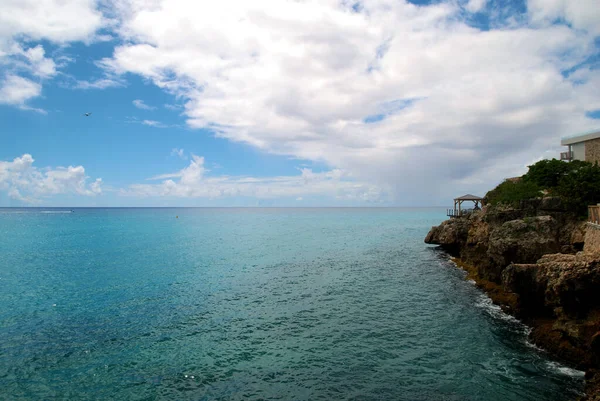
486 216 561 281
425 201 600 399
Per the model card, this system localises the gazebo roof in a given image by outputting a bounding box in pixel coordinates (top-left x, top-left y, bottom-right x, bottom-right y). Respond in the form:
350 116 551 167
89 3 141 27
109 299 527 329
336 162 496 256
454 194 483 201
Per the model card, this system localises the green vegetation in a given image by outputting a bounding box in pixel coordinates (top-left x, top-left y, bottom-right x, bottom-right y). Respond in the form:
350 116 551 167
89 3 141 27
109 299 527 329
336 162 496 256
485 180 542 207
522 159 588 188
554 164 600 216
485 159 600 216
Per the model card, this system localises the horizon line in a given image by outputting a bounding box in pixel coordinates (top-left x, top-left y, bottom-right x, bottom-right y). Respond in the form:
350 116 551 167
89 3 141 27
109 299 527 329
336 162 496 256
0 206 448 209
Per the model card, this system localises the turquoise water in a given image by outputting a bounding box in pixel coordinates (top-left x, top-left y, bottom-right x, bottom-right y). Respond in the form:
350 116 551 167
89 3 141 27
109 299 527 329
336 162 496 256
0 208 584 400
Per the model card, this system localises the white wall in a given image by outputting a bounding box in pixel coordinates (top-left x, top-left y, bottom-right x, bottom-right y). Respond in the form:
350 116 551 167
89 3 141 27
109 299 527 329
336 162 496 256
572 142 586 161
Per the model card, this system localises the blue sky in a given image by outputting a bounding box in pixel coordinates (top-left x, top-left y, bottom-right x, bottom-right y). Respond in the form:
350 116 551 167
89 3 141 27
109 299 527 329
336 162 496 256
1 0 599 207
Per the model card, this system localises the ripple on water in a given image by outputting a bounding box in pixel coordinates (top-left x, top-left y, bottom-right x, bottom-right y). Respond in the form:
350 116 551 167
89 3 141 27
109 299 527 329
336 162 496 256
0 208 585 400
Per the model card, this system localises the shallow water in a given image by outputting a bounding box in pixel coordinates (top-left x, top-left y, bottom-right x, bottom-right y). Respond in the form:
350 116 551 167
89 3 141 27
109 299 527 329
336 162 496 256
0 208 584 400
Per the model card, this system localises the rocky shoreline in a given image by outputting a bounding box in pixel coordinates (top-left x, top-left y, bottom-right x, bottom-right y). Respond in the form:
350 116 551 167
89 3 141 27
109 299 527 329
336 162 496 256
425 201 600 400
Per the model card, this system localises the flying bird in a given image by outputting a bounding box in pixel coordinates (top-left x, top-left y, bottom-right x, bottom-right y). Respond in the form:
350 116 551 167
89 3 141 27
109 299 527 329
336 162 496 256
83 112 92 117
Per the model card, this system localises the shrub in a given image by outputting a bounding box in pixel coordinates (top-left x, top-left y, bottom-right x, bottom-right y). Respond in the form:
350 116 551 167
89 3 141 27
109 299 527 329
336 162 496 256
554 163 600 217
484 159 600 218
485 179 542 207
523 159 587 189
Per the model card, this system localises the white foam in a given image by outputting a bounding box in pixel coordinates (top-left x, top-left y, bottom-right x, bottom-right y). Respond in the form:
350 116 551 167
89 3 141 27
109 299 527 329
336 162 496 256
474 293 521 325
40 211 72 214
546 361 585 377
524 338 545 352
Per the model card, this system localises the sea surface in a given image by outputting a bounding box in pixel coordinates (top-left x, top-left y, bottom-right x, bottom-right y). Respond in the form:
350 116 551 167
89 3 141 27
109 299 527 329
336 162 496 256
0 208 584 400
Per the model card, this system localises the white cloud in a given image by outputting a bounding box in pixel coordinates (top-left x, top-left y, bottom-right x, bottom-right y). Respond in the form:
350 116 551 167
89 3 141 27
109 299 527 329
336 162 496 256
125 154 385 202
0 75 42 107
0 0 106 110
133 99 156 110
0 154 102 203
0 0 105 47
3 44 58 78
170 148 185 159
465 0 487 13
97 0 600 204
527 0 600 35
142 119 167 127
74 78 124 90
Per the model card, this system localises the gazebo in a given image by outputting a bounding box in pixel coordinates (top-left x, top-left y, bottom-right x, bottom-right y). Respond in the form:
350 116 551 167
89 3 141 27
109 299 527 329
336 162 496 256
447 194 484 218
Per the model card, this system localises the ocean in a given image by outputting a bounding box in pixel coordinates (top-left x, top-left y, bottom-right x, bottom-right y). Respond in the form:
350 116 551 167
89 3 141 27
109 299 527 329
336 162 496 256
0 208 584 400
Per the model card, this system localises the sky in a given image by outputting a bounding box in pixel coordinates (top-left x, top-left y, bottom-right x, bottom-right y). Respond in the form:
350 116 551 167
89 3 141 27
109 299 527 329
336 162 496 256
0 0 599 207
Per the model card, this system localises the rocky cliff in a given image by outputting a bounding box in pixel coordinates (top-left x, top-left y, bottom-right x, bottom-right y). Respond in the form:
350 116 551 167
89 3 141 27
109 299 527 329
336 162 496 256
425 202 600 399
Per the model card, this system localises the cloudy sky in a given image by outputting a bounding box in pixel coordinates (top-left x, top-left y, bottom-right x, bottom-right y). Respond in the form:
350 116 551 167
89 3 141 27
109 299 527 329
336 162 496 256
1 0 599 207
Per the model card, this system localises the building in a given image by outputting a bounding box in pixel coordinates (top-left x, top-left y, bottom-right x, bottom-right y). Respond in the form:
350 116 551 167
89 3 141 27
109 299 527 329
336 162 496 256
560 129 600 163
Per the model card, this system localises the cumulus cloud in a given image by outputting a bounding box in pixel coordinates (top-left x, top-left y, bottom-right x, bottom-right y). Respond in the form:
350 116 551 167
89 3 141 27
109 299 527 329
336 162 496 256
133 99 156 110
0 0 106 111
0 75 42 109
2 1 600 204
527 0 600 35
4 44 58 78
0 154 102 203
125 154 385 202
96 0 600 204
0 0 105 46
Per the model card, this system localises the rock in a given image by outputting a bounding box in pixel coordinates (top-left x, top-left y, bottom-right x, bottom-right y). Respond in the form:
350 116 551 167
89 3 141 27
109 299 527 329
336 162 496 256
425 202 600 399
502 262 549 317
486 216 561 282
503 252 600 372
539 196 565 211
572 222 587 249
592 332 600 364
424 217 470 247
585 225 600 255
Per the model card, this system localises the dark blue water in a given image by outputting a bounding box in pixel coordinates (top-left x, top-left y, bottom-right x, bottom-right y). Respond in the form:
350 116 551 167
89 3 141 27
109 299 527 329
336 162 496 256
0 208 584 400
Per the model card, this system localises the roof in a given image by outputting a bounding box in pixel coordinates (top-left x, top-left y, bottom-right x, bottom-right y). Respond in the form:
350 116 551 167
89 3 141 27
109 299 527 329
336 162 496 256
454 194 483 201
561 129 600 146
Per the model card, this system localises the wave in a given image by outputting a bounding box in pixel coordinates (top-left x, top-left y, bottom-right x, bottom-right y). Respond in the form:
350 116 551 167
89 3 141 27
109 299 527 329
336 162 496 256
546 361 585 377
474 293 522 325
473 286 584 379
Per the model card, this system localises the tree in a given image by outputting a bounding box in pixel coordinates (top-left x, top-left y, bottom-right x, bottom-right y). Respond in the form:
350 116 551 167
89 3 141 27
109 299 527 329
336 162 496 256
523 159 588 189
555 163 600 217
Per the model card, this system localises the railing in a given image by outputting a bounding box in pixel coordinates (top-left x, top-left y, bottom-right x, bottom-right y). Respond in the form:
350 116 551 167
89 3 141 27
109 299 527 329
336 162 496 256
560 151 573 161
447 208 474 218
589 205 600 224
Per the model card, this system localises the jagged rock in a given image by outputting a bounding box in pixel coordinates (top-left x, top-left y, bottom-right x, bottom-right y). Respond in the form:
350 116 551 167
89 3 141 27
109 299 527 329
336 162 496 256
424 217 470 247
501 262 549 316
568 221 587 252
539 196 565 211
425 210 571 283
585 225 600 255
486 216 561 281
426 202 600 398
538 253 600 319
502 252 600 370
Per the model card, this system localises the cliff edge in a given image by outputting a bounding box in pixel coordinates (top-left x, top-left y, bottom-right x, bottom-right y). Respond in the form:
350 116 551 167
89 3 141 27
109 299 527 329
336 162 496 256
426 202 600 399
